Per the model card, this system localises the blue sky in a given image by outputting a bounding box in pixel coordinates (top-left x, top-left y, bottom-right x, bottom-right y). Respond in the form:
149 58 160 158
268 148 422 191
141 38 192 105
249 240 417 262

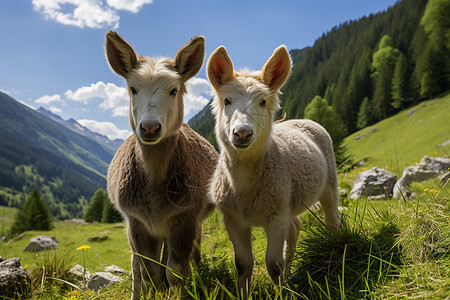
0 0 398 140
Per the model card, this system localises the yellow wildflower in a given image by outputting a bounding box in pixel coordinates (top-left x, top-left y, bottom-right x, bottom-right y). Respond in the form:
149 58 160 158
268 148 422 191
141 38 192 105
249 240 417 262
76 245 91 251
66 290 80 299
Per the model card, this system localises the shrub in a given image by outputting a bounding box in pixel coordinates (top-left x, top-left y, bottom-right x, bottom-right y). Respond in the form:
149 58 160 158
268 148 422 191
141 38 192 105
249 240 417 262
9 188 53 236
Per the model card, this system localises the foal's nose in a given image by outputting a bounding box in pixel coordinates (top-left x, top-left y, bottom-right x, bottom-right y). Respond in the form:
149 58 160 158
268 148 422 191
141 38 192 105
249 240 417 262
139 122 161 140
233 128 253 140
140 122 161 134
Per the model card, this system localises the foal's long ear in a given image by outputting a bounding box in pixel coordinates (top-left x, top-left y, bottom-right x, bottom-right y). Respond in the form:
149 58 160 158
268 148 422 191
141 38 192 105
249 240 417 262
261 45 291 92
207 46 234 90
174 36 205 81
105 31 139 78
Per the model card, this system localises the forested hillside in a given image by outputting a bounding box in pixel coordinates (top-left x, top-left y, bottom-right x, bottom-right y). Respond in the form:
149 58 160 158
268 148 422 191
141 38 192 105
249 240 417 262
189 0 450 149
0 92 110 219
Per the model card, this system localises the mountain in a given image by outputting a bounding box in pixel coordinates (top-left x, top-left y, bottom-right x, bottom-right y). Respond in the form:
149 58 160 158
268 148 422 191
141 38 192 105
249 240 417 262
36 107 123 157
189 0 449 149
0 91 117 219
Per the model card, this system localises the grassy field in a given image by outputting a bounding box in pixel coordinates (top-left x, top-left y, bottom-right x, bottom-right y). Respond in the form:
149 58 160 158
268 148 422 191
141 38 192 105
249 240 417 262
1 92 449 299
344 91 450 175
1 177 448 299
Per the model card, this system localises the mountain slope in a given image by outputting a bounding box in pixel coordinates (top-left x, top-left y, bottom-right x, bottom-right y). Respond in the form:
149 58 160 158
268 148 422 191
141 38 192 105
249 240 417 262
0 92 111 176
0 92 115 219
344 90 450 172
37 107 123 157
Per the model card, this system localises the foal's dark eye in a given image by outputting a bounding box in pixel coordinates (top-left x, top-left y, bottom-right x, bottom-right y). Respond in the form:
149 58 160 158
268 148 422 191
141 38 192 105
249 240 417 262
259 100 266 107
170 88 178 96
224 98 231 106
130 87 137 95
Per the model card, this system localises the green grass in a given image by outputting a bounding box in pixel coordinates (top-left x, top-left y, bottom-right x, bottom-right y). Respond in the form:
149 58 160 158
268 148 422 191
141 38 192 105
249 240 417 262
1 180 448 299
0 216 130 273
344 91 450 174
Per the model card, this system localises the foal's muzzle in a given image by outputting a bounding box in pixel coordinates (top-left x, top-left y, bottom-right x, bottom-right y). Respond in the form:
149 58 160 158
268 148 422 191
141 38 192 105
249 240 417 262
139 121 162 144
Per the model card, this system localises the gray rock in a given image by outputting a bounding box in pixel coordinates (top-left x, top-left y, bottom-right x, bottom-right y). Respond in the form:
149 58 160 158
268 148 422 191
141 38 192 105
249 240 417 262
23 235 58 252
393 156 450 199
337 206 348 212
349 167 397 200
69 264 91 282
368 127 379 134
437 139 450 148
88 235 108 242
0 257 31 299
407 109 416 116
104 265 126 274
64 218 88 224
338 189 348 197
419 156 450 173
86 272 123 291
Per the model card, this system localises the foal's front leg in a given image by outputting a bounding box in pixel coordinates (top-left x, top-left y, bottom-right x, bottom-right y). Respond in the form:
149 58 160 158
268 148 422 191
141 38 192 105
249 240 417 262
127 218 164 300
223 214 253 299
265 219 290 286
166 214 197 296
283 216 301 279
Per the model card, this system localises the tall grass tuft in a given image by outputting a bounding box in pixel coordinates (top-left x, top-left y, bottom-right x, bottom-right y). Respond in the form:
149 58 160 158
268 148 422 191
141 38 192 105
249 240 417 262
288 207 402 299
30 247 76 295
187 255 236 299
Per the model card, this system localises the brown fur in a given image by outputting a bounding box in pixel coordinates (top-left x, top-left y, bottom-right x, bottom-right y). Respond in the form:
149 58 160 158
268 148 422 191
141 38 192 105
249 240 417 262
105 31 218 299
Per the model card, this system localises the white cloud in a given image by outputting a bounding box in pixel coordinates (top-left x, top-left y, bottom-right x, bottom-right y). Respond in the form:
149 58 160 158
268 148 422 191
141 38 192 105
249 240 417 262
32 0 120 29
78 119 131 140
106 0 153 13
184 77 212 121
35 94 63 105
49 106 63 114
32 0 153 29
65 81 129 116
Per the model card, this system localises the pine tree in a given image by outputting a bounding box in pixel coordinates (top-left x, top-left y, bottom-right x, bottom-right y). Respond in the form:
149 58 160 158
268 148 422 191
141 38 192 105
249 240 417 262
391 52 410 109
421 0 450 51
372 35 399 120
420 72 434 99
84 189 108 223
9 189 53 236
101 200 123 223
357 97 376 130
344 48 372 132
420 0 450 93
27 189 54 231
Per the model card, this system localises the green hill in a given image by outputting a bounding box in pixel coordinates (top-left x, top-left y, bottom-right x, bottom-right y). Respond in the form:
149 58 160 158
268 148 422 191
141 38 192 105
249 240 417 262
344 90 450 173
0 92 111 219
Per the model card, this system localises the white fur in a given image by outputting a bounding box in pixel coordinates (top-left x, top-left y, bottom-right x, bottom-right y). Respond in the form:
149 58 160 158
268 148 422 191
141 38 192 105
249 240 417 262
207 45 341 298
127 57 182 145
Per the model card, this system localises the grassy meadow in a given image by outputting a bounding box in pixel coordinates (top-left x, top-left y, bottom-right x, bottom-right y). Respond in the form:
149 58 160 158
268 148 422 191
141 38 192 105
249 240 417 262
344 91 450 174
1 92 449 299
1 178 448 299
